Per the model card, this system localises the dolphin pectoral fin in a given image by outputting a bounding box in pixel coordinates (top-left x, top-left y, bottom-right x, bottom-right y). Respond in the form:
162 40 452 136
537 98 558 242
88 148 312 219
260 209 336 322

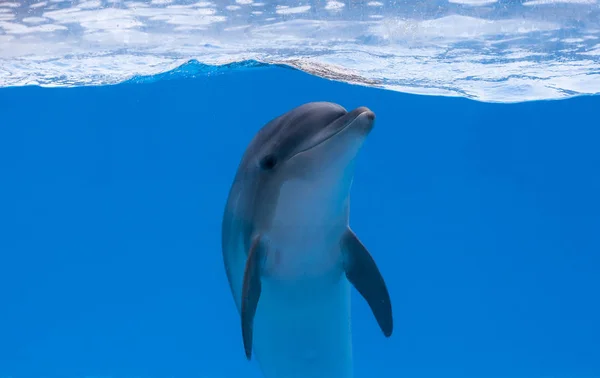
341 229 393 337
241 234 264 360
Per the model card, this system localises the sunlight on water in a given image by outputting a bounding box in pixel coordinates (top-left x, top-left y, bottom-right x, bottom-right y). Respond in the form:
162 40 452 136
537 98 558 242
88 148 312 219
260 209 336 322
1 0 599 102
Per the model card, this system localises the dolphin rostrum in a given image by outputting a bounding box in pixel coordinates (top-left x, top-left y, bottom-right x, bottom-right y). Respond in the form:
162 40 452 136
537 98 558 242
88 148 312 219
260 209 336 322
221 101 393 378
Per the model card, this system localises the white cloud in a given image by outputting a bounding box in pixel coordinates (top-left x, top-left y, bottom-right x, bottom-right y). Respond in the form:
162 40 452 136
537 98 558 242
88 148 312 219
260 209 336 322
563 38 585 43
275 5 310 14
523 0 596 5
44 8 145 30
369 15 560 42
29 1 47 8
0 20 67 33
448 0 498 5
22 16 48 23
78 0 102 9
325 1 345 11
581 45 600 55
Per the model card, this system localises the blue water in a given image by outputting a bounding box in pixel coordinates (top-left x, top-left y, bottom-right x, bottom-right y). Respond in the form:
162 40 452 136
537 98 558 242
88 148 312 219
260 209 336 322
0 64 599 378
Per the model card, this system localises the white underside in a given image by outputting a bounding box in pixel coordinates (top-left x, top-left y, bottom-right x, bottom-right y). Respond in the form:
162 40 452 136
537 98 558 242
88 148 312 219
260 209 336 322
247 171 354 378
252 273 353 378
225 136 363 378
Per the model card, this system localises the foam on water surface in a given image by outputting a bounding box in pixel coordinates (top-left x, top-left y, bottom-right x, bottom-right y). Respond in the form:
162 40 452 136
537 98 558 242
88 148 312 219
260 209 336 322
0 0 599 102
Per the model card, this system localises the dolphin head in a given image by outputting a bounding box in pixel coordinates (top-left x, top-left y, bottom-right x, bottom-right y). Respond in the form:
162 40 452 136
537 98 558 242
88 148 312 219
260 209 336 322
234 102 375 234
251 102 374 182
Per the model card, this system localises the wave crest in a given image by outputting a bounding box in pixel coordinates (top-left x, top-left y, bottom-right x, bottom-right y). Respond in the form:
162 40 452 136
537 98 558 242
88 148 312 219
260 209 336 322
1 0 599 102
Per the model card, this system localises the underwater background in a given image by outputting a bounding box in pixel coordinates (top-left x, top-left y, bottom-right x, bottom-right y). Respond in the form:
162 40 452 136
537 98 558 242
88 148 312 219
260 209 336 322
1 0 600 377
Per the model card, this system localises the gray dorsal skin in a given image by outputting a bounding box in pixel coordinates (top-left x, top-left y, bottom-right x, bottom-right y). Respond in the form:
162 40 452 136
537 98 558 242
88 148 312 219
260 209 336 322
221 102 393 378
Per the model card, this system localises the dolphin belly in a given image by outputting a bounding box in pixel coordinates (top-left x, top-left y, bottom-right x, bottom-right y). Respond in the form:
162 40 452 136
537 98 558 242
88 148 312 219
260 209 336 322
252 273 353 378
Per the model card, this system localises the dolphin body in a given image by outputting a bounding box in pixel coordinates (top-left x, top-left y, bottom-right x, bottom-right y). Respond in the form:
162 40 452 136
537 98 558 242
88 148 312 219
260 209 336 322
221 102 393 378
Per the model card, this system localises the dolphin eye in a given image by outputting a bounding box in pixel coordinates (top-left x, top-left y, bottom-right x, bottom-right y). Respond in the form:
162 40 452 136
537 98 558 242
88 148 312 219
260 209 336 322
260 154 278 170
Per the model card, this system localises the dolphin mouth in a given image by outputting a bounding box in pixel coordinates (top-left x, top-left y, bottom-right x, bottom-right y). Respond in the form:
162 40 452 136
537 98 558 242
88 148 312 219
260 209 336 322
290 106 375 158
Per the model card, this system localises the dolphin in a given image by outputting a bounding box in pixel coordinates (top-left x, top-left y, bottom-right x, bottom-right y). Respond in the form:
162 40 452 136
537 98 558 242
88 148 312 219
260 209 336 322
221 101 393 378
